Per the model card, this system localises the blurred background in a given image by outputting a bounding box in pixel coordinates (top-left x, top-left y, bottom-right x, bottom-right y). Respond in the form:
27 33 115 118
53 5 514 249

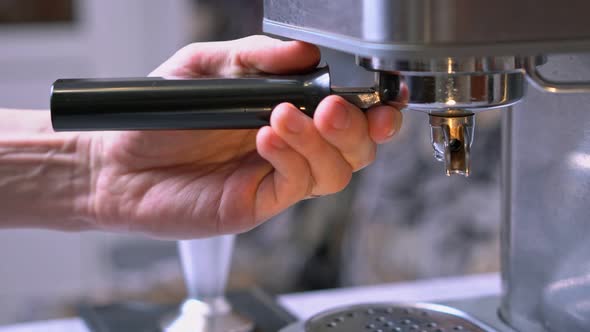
0 0 501 325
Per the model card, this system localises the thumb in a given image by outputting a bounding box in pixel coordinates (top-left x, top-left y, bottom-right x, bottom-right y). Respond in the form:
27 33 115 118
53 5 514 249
151 35 321 78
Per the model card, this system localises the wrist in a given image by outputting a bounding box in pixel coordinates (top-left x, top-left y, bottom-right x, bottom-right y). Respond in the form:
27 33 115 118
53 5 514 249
0 110 96 231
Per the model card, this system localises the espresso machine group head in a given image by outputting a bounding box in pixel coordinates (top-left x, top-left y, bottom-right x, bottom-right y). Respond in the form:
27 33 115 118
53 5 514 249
359 55 527 176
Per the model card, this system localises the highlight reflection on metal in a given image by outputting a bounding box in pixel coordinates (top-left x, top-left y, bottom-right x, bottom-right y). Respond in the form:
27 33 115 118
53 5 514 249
331 71 401 110
331 87 381 109
429 114 475 176
401 72 524 111
357 55 524 176
525 56 590 94
568 152 590 170
358 56 526 112
164 298 253 332
356 56 526 73
357 55 523 176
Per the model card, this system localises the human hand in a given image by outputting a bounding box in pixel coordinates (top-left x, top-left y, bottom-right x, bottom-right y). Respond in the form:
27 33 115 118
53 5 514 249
79 36 403 239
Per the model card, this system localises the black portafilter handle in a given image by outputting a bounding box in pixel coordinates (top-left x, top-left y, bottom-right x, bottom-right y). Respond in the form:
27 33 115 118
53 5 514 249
51 67 333 131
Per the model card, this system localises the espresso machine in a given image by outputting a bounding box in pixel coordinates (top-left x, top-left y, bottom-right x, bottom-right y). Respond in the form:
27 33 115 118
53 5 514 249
261 1 590 331
50 0 590 331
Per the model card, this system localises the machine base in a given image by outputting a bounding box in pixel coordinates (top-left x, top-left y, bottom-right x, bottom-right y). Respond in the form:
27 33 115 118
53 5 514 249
78 289 296 332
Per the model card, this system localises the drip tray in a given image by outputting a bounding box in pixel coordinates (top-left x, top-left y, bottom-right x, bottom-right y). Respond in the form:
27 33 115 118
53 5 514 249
288 303 495 332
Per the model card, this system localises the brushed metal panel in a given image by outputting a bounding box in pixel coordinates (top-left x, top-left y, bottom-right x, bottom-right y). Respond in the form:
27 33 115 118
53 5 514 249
264 0 590 58
501 55 590 331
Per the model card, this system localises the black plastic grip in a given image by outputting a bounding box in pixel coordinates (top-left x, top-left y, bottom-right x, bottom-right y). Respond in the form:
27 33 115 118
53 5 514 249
51 67 331 131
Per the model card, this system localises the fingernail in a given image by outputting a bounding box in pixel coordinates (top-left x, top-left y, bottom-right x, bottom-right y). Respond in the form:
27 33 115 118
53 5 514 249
331 105 351 130
286 110 306 133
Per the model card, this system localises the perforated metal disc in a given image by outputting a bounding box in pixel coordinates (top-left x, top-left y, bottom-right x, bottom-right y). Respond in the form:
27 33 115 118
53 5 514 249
305 303 494 332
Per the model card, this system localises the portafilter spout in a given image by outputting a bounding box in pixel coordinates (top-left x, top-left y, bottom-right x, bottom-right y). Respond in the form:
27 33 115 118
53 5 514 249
429 112 475 176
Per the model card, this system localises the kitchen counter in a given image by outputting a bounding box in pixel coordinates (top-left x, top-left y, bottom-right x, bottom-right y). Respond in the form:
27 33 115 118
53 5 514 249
0 273 500 332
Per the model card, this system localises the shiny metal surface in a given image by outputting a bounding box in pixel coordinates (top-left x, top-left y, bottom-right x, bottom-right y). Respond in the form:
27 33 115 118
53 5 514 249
357 56 526 73
265 3 590 332
331 87 381 110
444 297 515 332
332 72 401 109
164 298 254 332
404 72 524 112
359 55 525 177
501 55 590 331
359 56 526 112
358 55 524 177
525 56 590 94
430 114 474 176
263 0 590 181
179 237 235 299
165 237 254 332
265 0 590 329
264 0 590 59
282 303 495 332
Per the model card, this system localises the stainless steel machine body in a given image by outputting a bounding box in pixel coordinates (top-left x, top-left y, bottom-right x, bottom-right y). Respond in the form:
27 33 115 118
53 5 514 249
264 0 590 176
263 0 590 58
501 55 590 331
264 1 590 331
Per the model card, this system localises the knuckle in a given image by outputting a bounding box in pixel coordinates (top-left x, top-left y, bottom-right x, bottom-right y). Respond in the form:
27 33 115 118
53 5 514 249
176 43 200 57
234 35 279 50
246 35 275 43
273 102 298 113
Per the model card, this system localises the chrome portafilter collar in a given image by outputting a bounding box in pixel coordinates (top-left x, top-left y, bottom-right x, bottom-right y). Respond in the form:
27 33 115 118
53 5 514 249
359 56 527 176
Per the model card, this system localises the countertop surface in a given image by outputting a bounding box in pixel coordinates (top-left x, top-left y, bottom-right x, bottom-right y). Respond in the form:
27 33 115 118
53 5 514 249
0 273 501 332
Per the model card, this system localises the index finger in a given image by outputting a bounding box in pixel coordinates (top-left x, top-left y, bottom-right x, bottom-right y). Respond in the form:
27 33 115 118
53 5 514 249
151 35 320 78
